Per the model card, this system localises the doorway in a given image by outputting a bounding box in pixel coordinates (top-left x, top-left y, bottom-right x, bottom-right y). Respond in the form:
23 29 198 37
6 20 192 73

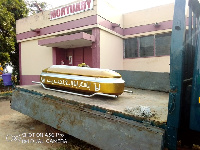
55 47 92 67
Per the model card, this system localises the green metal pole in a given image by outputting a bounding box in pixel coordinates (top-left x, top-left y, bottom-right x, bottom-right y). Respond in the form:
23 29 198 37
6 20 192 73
166 0 186 149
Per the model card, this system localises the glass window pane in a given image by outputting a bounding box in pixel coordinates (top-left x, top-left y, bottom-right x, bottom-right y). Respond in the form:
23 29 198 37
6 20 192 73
155 33 171 56
140 36 154 57
124 38 138 58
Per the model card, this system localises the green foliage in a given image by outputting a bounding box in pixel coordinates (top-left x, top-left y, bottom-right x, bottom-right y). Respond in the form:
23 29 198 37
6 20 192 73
0 52 10 65
0 0 48 82
0 4 15 57
1 0 28 22
26 0 48 15
0 0 28 66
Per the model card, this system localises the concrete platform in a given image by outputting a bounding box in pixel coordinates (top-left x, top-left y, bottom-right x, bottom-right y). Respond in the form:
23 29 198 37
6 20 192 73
11 85 169 150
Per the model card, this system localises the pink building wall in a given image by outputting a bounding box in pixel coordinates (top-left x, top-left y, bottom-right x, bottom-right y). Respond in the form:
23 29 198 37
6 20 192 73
16 0 175 85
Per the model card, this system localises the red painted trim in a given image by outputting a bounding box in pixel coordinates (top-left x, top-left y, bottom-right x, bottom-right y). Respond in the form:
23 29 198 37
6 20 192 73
97 15 123 35
17 14 176 41
92 28 100 68
20 75 40 85
38 32 95 46
123 20 173 36
17 15 97 41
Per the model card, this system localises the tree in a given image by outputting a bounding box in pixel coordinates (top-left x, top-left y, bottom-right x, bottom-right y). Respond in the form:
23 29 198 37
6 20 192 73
26 0 48 15
0 3 15 64
0 0 48 79
0 0 28 69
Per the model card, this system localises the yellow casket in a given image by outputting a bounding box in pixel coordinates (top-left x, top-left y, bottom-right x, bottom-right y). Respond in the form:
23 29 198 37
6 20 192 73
40 65 125 96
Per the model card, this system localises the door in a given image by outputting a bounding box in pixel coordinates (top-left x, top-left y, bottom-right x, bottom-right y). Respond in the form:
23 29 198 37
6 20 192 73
55 47 92 66
73 48 84 66
83 47 92 67
56 48 66 65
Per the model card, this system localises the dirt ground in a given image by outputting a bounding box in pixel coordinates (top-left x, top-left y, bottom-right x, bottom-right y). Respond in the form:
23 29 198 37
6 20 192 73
0 96 99 150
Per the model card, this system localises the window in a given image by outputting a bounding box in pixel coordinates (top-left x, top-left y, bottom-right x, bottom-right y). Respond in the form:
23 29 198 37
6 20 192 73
124 38 138 58
124 32 171 58
155 33 171 56
140 35 154 57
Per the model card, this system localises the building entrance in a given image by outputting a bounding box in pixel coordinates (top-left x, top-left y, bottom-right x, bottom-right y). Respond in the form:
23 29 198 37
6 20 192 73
55 47 92 67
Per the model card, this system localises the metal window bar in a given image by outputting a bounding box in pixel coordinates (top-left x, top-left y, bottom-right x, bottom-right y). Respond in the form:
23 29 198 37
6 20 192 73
137 37 140 57
154 35 156 56
123 40 125 59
